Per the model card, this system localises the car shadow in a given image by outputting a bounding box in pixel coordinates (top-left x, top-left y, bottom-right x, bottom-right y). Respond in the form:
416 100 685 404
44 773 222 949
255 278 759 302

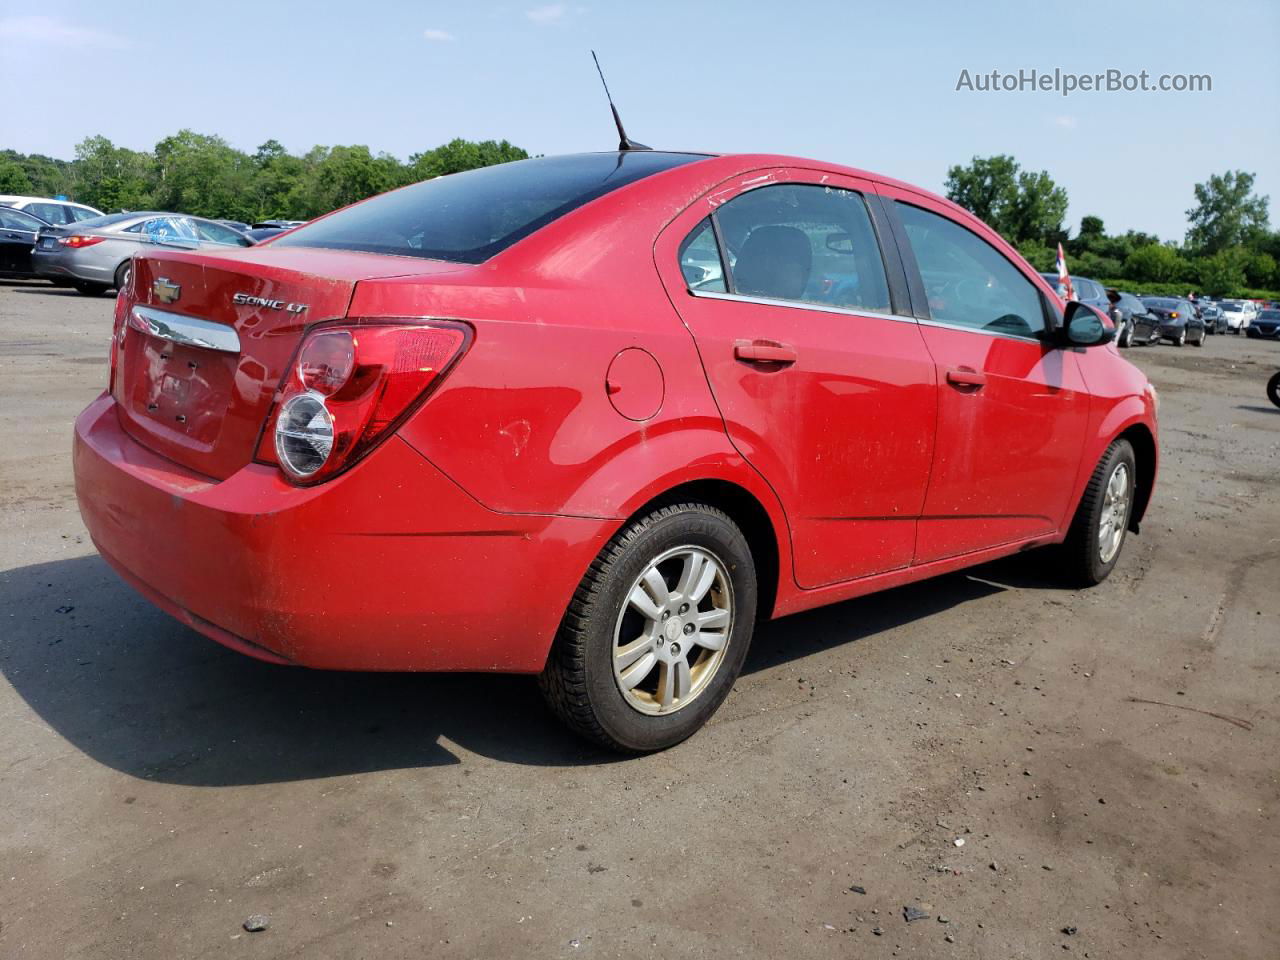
0 551 1049 785
1 282 101 298
1236 404 1279 415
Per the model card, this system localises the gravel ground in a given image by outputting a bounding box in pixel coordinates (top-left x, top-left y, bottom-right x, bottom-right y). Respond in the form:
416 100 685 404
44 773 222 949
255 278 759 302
1 280 1277 959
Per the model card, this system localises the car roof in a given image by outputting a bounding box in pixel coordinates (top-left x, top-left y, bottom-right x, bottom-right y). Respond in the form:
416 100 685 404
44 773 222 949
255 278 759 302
0 195 101 209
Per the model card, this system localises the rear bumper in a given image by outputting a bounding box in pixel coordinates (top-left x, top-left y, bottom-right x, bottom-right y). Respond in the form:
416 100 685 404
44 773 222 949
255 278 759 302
73 393 613 672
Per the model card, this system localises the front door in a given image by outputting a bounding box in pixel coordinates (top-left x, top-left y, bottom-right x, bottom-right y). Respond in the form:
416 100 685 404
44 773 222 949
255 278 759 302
655 171 937 589
883 191 1091 563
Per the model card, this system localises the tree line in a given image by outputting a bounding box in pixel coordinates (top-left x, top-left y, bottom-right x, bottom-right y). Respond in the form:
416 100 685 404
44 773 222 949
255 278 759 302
945 156 1277 297
0 132 529 224
1 133 1275 297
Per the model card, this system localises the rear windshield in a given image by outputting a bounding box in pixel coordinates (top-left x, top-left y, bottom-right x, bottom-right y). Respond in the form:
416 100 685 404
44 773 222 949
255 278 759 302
1143 298 1180 309
71 212 146 230
274 152 706 264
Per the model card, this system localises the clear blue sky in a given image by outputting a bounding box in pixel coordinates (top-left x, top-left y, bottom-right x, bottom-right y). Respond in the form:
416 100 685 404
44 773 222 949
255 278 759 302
2 0 1276 241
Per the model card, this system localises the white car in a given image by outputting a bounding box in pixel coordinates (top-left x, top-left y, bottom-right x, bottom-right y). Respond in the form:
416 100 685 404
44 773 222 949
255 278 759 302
0 195 103 226
1218 299 1257 334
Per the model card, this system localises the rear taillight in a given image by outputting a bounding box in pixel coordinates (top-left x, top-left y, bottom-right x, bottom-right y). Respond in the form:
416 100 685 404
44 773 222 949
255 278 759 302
256 320 469 484
58 235 107 248
108 293 130 396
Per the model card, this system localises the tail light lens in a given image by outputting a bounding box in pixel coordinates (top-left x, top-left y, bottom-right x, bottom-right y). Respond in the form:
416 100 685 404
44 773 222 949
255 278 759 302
58 235 107 248
108 293 130 396
256 320 470 484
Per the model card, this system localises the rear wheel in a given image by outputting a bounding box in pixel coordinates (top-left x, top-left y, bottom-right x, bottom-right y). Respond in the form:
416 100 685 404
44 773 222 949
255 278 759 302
1267 372 1280 409
1059 439 1136 587
113 261 132 294
73 280 110 297
539 503 757 752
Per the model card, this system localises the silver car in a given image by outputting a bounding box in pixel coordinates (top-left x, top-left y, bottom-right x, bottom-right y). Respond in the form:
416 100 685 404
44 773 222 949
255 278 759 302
32 212 254 295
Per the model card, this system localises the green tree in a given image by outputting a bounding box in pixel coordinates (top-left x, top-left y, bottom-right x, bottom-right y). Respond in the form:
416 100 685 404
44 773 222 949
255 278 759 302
1185 170 1270 254
1124 243 1187 283
0 156 33 193
408 138 529 181
944 155 1067 246
1197 247 1248 296
72 136 153 212
152 130 257 221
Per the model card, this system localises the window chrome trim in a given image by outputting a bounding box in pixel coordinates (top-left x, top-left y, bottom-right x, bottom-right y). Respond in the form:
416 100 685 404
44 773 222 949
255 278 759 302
689 289 1047 343
914 316 1045 343
129 305 241 353
689 289 916 325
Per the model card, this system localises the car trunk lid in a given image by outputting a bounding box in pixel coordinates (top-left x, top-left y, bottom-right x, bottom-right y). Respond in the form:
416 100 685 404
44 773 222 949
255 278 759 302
116 248 462 479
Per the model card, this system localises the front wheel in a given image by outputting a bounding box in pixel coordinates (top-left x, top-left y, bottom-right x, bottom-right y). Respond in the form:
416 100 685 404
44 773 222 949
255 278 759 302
540 503 758 752
1119 321 1133 348
1268 372 1280 409
1059 439 1136 587
1175 327 1186 347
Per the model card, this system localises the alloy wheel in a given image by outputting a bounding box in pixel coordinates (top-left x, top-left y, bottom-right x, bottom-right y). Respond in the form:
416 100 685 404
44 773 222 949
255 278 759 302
612 545 734 716
1097 463 1131 565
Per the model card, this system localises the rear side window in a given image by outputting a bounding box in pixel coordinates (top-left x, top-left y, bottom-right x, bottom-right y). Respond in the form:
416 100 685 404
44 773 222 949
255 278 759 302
274 152 705 264
70 206 100 222
897 203 1046 337
27 203 69 224
193 219 250 246
678 218 727 292
711 184 891 312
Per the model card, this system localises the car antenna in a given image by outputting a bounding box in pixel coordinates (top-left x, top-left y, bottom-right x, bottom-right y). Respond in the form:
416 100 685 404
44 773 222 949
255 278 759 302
591 50 650 151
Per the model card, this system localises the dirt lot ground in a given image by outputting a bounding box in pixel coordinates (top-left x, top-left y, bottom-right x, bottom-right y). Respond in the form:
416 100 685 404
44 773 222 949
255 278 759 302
1 280 1277 960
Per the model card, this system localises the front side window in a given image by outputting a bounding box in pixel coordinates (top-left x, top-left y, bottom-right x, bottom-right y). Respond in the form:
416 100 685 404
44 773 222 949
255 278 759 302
897 203 1046 337
678 218 727 292
0 207 44 231
711 184 891 312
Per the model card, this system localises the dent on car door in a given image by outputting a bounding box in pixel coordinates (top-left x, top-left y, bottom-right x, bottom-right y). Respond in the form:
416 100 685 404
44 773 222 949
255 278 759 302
883 193 1091 563
655 171 938 589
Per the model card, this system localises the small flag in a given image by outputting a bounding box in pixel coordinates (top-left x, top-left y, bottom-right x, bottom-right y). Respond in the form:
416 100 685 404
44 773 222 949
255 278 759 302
1055 243 1076 301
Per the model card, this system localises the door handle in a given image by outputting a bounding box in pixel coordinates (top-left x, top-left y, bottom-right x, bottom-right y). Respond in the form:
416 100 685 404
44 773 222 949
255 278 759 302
734 339 797 365
945 367 986 389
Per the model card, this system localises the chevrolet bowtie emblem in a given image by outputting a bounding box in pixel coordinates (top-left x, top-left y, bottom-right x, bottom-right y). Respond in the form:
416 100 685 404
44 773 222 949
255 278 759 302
153 277 181 304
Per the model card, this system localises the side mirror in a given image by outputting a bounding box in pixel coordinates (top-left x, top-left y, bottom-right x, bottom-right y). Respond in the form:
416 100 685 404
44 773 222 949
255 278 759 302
1060 301 1115 347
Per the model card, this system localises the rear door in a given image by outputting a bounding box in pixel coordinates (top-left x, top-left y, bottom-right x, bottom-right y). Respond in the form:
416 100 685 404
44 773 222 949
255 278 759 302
655 169 937 588
880 190 1090 563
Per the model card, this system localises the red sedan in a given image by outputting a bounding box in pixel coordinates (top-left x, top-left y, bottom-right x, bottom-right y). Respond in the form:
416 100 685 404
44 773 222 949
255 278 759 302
73 151 1158 752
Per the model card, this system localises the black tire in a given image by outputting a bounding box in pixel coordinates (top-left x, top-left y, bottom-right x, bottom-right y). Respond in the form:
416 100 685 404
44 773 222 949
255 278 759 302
1119 321 1133 348
1267 372 1280 409
1174 327 1186 347
113 261 132 294
539 503 758 752
73 280 110 296
1193 330 1205 347
1059 439 1137 587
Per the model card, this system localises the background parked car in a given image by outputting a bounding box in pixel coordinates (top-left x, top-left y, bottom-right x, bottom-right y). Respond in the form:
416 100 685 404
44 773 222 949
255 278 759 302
1219 299 1256 334
243 220 308 243
1109 290 1161 346
0 206 52 279
0 195 103 225
1246 308 1280 340
1199 302 1226 334
1142 296 1206 346
216 219 252 233
32 212 254 295
1040 272 1111 311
